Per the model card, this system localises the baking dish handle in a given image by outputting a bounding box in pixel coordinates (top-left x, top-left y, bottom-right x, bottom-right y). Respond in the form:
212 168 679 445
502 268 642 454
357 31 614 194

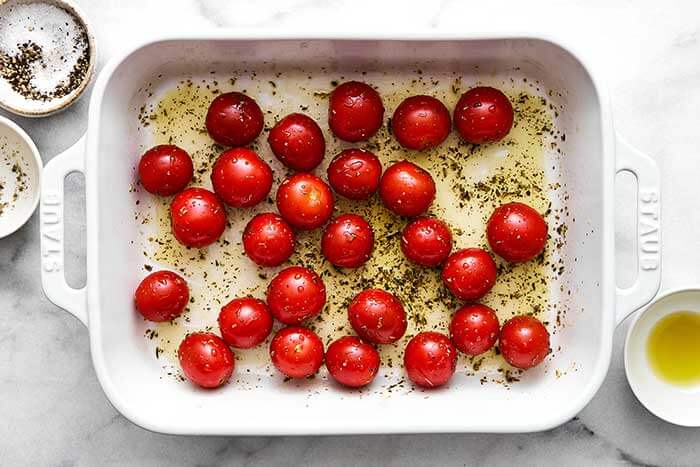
40 136 87 326
615 136 661 325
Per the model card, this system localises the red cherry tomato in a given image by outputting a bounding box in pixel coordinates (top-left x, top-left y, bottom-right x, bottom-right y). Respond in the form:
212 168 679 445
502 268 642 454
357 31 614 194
400 217 452 267
441 248 497 301
404 332 456 388
205 92 264 147
134 270 189 322
218 297 273 349
499 315 550 369
138 145 193 196
266 266 326 325
379 160 436 217
170 187 227 248
348 289 407 344
326 149 382 200
242 213 295 267
449 303 500 356
210 148 272 208
268 113 325 171
276 173 334 230
269 326 324 378
391 95 451 150
328 81 384 142
325 336 380 388
487 202 548 263
454 87 514 144
321 214 374 268
178 332 235 389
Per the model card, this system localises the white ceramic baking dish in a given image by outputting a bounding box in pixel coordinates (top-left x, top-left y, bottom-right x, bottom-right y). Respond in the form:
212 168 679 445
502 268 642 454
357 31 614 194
40 32 661 435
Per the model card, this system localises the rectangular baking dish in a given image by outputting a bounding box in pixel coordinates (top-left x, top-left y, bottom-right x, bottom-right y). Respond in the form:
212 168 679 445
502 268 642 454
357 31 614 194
40 32 661 435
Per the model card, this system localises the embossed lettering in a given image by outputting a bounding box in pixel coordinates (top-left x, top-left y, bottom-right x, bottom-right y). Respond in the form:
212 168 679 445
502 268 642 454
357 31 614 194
43 192 61 206
637 187 660 272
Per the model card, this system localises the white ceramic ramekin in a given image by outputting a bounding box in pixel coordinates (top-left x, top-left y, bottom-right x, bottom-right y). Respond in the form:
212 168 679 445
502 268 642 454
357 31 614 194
0 114 41 237
625 288 700 427
0 0 97 117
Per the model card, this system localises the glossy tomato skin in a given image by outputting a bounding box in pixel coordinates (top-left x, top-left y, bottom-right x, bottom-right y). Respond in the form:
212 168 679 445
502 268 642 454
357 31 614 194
487 202 548 263
269 327 324 378
242 213 295 267
138 145 193 196
326 149 382 200
218 297 273 349
499 315 550 369
379 160 436 217
268 113 325 171
454 87 514 144
178 332 235 389
211 148 272 208
325 336 380 388
404 332 457 388
134 270 189 322
400 217 452 267
441 248 497 301
391 95 451 150
266 266 326 325
276 173 334 230
205 92 264 147
321 214 374 268
348 289 407 344
328 81 385 142
449 303 500 356
170 187 227 248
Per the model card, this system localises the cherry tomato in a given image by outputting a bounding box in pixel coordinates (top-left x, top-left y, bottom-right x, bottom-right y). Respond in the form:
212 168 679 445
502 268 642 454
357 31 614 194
178 332 235 389
404 332 456 388
268 113 325 171
449 304 500 356
326 149 382 200
379 160 436 217
454 87 514 144
321 214 374 268
400 217 452 267
328 81 384 142
276 173 334 230
210 148 272 208
348 289 407 344
218 297 273 349
487 202 548 263
269 326 324 378
134 270 189 322
266 266 326 325
242 213 295 267
325 336 380 388
205 92 264 147
441 248 497 301
170 187 227 248
391 95 451 150
211 148 272 208
138 145 193 196
499 315 550 369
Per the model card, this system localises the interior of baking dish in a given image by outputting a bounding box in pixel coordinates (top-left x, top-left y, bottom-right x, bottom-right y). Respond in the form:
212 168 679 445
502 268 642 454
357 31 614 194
88 36 612 434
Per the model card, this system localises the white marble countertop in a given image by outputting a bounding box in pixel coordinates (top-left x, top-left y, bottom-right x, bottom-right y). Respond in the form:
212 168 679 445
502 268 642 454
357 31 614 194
2 0 700 465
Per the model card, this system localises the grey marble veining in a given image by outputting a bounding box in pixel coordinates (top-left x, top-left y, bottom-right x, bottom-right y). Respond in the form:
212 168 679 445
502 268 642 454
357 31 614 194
2 0 700 465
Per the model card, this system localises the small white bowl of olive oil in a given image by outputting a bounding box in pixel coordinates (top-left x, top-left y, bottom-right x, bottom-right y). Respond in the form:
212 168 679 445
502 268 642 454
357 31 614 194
625 288 700 426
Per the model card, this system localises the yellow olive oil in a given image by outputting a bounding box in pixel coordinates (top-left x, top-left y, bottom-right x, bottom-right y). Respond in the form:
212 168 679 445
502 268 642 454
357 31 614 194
136 70 570 386
647 311 700 386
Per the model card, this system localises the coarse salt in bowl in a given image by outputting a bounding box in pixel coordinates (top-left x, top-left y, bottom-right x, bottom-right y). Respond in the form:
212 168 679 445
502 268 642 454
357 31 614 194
0 0 96 117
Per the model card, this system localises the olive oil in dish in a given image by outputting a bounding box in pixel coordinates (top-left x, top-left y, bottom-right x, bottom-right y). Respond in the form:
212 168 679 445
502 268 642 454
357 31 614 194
647 311 700 386
134 69 572 389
